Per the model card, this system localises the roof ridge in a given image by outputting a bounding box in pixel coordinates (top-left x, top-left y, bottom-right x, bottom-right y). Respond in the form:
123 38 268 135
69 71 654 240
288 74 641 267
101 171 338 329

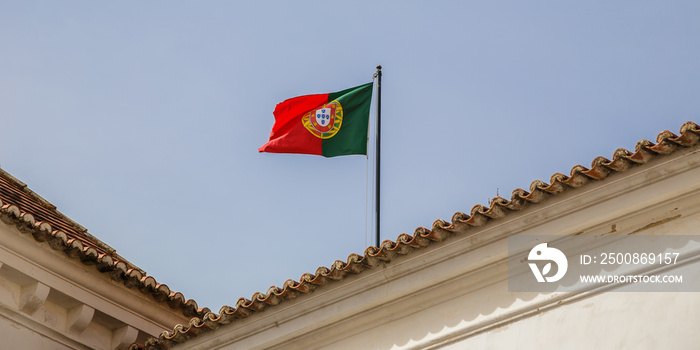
0 167 58 210
0 167 125 258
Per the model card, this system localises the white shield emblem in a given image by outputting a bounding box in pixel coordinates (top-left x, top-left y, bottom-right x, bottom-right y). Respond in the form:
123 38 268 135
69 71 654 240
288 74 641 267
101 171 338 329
315 108 332 127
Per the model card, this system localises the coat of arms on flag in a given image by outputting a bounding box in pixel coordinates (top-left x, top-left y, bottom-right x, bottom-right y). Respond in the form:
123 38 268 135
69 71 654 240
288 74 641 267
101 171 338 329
303 101 342 139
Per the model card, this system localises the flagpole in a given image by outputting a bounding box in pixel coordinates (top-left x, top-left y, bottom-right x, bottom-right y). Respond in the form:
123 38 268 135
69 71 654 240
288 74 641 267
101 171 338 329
375 65 382 248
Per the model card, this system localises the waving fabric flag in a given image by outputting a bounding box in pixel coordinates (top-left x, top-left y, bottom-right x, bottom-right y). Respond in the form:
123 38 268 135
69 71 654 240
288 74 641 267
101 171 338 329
259 82 373 157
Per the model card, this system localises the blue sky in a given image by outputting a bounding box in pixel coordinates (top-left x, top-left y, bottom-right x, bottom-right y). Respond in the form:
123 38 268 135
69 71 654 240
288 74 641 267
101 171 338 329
1 1 698 311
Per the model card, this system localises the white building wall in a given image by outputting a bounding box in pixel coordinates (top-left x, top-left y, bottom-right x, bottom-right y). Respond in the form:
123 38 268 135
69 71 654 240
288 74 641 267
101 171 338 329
324 276 700 350
0 315 75 350
448 291 700 349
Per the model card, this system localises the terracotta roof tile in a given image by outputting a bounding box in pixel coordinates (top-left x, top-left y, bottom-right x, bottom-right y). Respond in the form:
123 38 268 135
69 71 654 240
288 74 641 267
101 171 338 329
0 168 209 320
130 120 700 350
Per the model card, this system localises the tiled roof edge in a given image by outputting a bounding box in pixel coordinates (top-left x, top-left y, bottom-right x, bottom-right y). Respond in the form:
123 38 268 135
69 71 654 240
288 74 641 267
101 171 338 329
130 121 700 350
0 171 211 321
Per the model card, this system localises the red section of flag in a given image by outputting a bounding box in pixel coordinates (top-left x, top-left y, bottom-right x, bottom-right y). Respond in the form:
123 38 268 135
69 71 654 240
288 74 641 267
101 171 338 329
258 93 329 155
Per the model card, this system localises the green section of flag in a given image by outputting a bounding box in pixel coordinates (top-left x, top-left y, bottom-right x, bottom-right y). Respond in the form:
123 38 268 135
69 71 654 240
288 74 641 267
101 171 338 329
322 82 373 157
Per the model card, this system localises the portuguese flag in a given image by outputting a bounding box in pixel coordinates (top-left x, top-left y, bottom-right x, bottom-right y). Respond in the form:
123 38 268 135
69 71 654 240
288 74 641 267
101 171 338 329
259 82 373 157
